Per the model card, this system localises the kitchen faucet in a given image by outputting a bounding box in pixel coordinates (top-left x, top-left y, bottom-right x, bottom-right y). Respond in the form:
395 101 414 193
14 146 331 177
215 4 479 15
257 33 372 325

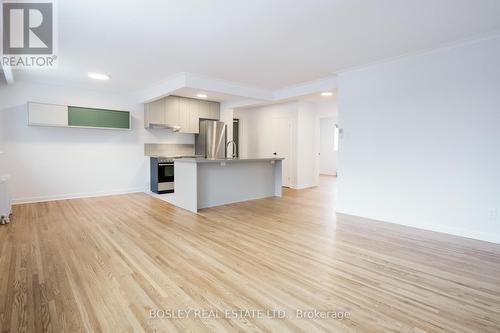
226 141 237 159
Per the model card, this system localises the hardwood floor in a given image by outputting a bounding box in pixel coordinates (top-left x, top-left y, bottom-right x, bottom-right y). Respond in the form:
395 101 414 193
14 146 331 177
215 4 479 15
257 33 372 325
1 176 499 332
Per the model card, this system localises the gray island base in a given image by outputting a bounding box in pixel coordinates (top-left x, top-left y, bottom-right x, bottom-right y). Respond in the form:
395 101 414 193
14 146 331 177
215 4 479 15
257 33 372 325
168 158 284 213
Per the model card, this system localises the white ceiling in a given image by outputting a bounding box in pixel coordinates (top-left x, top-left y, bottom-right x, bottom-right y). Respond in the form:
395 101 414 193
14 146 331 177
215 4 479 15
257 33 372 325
12 0 500 94
172 87 243 102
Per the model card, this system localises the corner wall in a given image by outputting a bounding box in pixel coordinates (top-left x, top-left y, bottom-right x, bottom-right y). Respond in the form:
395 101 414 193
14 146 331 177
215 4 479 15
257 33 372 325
337 35 500 243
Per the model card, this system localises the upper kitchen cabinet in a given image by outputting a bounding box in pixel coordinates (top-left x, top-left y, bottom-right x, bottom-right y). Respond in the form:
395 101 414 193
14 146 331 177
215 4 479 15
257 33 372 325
197 100 220 121
178 97 190 134
68 107 130 129
28 102 131 130
144 98 165 127
144 96 220 133
188 99 200 133
28 102 68 127
208 101 220 120
197 100 211 119
164 96 180 125
180 97 200 134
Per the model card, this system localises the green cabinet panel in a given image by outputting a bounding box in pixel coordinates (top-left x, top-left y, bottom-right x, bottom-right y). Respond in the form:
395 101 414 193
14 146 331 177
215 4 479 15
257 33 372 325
68 106 130 129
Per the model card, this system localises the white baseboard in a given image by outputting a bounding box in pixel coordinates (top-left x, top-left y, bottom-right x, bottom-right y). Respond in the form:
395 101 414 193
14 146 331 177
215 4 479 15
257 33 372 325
12 187 148 205
291 183 318 190
336 210 500 245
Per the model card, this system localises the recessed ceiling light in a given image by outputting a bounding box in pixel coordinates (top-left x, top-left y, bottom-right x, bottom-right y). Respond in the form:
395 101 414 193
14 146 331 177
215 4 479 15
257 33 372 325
88 72 110 80
196 93 208 98
321 92 333 97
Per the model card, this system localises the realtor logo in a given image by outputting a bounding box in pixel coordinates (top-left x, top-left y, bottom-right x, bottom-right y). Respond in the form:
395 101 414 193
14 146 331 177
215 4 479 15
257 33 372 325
1 0 57 68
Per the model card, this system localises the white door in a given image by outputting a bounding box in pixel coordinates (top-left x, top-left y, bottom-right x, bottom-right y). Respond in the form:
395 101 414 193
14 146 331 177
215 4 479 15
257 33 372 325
272 117 291 187
319 117 338 176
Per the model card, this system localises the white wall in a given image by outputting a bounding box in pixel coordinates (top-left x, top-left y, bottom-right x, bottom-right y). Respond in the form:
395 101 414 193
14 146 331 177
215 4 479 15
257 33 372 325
338 35 500 244
316 99 338 119
319 117 338 175
234 101 321 189
297 102 319 188
235 102 299 186
0 81 193 203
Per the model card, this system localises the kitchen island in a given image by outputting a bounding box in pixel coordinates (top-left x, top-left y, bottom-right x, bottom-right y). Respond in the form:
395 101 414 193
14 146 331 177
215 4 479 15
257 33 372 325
165 158 283 212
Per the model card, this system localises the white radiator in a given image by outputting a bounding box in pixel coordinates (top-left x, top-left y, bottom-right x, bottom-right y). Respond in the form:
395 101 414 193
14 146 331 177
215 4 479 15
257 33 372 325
0 175 11 224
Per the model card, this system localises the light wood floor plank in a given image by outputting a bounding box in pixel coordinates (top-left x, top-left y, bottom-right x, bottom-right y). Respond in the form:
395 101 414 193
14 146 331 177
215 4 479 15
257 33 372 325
0 176 499 332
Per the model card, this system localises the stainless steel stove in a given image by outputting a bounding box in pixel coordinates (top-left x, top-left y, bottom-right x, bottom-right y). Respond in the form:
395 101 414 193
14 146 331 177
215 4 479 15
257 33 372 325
150 155 203 194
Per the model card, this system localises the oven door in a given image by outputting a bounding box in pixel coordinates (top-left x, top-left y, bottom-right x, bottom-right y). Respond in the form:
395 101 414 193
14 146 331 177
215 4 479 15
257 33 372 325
157 163 174 184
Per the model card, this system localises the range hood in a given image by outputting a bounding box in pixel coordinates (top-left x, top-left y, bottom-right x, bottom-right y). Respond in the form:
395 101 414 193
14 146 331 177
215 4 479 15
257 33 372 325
148 123 181 132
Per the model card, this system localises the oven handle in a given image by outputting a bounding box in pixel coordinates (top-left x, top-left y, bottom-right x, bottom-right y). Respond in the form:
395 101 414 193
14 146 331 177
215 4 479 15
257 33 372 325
158 163 174 166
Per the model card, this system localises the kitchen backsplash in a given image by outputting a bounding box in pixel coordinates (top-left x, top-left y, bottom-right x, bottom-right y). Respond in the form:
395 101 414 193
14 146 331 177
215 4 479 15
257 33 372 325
144 144 195 157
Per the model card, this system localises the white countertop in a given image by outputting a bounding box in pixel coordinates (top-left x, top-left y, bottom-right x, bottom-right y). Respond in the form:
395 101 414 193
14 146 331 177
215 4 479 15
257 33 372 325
174 157 285 163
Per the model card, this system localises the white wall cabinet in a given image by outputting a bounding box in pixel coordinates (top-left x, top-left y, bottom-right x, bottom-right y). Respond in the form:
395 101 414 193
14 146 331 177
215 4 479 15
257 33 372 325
28 102 131 130
209 101 220 120
144 98 165 126
164 96 180 125
188 100 200 133
197 100 220 120
198 100 210 119
145 96 220 133
28 102 68 127
178 97 190 133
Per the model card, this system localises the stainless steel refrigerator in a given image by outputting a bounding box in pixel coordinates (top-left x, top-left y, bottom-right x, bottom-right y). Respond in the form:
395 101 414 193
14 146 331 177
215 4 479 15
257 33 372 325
195 120 226 159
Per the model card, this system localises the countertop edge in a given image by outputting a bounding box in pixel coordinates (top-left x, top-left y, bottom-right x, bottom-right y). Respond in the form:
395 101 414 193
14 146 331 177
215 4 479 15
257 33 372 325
174 158 285 163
